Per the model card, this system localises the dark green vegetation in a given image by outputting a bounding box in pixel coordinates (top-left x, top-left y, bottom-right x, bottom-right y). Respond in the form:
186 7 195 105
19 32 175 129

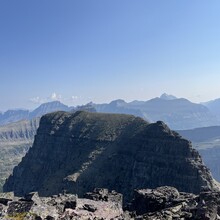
4 111 218 202
0 119 39 190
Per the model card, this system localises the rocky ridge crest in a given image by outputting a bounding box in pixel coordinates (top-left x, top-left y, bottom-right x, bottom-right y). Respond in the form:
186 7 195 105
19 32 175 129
4 111 218 202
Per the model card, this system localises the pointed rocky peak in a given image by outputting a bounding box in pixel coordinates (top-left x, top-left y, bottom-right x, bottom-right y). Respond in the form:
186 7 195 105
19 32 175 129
160 93 177 100
145 120 178 138
75 102 96 113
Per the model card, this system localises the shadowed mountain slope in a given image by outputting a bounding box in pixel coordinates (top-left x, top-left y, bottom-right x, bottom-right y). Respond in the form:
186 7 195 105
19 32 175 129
4 111 219 202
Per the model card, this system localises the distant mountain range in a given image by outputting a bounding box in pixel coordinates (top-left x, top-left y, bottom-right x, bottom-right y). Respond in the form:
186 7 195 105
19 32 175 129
0 94 220 130
95 95 219 130
0 94 220 191
0 101 70 125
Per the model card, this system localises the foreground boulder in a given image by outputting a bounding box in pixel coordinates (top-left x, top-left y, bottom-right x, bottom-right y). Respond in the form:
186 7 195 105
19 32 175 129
0 189 123 220
1 187 220 219
128 186 220 220
4 111 219 202
129 186 181 215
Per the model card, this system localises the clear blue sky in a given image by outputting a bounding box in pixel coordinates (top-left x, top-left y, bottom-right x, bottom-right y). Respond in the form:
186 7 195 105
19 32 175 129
0 0 220 110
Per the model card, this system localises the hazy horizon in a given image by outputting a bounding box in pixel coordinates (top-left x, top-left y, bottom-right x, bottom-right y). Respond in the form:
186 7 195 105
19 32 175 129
1 1 220 110
0 92 218 112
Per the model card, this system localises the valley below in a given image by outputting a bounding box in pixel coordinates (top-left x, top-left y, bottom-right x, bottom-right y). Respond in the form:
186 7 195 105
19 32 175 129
0 119 39 190
178 126 220 182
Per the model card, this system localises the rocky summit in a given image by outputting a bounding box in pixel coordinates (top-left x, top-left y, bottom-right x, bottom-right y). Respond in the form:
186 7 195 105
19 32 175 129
1 186 220 219
3 111 219 202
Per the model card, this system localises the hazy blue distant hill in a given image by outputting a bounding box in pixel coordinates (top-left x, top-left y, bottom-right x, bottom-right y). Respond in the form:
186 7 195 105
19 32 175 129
29 101 69 119
95 99 145 119
0 96 219 130
178 126 220 143
94 96 219 130
0 109 29 125
0 101 71 125
160 93 177 100
203 98 220 120
135 97 219 129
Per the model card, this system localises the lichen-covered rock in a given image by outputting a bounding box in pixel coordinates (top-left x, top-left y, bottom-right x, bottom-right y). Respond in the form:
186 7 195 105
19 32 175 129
4 111 219 202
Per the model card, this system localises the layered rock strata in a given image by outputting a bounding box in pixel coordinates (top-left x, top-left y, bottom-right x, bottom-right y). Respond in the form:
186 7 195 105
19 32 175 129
4 111 219 202
0 118 39 191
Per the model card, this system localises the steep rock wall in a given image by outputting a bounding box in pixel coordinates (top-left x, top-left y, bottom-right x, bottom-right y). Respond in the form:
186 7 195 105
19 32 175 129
4 111 218 201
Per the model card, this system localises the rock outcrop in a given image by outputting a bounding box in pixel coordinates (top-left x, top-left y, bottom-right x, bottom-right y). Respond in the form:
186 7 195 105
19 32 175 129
128 186 220 219
0 189 123 219
3 111 219 202
1 187 220 219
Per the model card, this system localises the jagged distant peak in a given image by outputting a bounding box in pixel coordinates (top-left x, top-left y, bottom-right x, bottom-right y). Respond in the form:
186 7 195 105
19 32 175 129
160 93 177 100
74 102 96 113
